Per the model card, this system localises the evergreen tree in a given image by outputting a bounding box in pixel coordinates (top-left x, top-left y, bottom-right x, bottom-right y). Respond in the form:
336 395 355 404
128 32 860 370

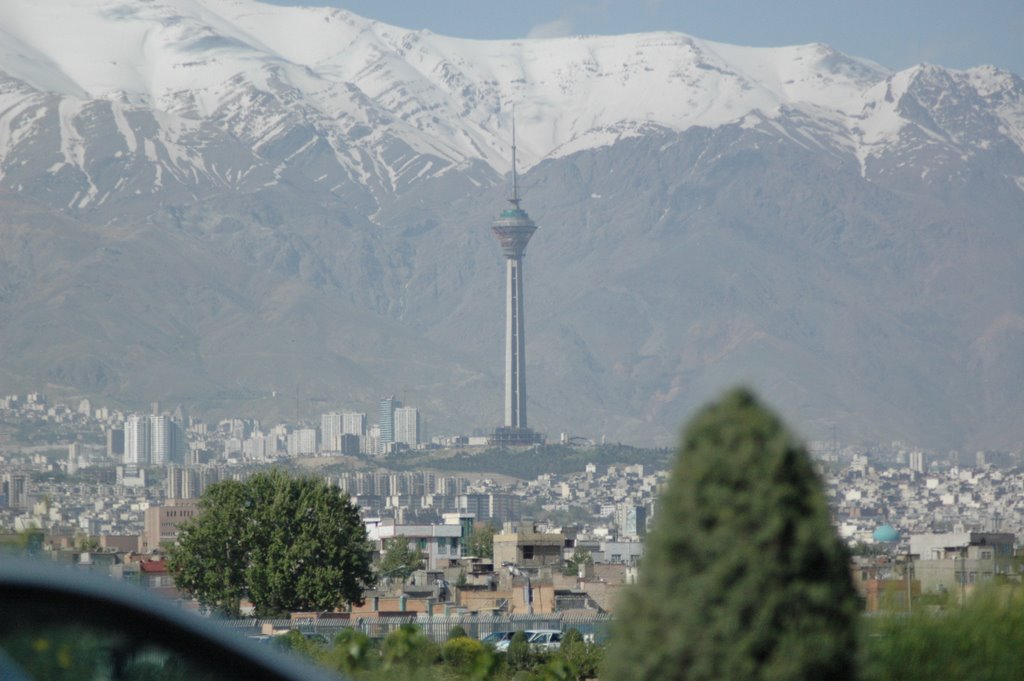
168 470 374 617
605 388 859 681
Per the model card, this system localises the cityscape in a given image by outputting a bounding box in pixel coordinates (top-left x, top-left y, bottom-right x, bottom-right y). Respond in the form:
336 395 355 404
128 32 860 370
3 386 1024 616
0 0 1021 678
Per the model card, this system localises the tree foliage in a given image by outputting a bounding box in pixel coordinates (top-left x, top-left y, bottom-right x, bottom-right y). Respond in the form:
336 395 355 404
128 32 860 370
605 388 859 681
467 524 495 559
378 536 426 584
168 469 374 617
562 547 593 576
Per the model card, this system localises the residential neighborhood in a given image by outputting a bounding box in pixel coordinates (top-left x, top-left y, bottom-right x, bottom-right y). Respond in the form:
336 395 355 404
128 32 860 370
3 391 1024 628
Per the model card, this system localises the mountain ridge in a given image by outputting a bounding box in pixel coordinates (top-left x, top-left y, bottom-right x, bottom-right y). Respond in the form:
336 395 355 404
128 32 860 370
0 0 1021 449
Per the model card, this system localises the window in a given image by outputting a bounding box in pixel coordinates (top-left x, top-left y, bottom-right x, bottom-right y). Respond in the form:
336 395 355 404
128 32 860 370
522 545 534 560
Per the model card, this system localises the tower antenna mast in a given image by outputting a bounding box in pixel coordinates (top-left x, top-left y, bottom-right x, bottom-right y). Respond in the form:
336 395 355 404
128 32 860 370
510 106 520 209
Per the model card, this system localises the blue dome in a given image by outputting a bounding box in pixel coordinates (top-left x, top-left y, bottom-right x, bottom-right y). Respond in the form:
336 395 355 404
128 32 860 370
872 524 900 543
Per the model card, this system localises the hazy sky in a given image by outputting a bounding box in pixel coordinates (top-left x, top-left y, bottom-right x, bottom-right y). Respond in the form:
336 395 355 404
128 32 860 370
266 0 1023 75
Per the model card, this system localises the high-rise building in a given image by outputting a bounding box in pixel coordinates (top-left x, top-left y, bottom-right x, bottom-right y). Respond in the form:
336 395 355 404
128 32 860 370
287 428 318 457
909 450 926 474
149 414 170 466
490 120 543 446
616 504 648 539
379 396 399 451
106 427 125 458
342 411 367 436
321 412 343 452
366 425 381 457
124 414 150 465
2 472 29 509
394 406 420 446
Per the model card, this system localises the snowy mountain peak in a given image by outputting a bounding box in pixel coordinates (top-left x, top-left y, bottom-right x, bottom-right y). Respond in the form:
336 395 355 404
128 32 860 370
0 0 1022 211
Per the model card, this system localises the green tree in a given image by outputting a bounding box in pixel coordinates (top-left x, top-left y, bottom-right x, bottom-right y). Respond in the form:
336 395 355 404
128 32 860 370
168 470 374 617
378 536 425 584
605 388 859 681
562 547 593 576
467 524 495 559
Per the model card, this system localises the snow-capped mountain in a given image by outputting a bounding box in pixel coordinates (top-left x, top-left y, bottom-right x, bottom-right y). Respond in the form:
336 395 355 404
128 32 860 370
0 0 1021 449
4 0 1022 210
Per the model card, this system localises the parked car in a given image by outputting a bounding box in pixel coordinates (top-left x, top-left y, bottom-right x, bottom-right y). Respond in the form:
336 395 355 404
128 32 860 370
527 629 563 651
482 631 517 650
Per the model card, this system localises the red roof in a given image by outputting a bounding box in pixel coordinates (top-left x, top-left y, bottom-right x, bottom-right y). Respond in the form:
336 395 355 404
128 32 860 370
139 559 168 573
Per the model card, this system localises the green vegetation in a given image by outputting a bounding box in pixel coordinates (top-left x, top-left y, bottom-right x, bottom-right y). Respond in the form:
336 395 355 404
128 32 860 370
860 585 1024 681
562 548 593 577
605 388 859 681
467 524 496 559
167 469 374 617
271 624 603 681
378 536 426 583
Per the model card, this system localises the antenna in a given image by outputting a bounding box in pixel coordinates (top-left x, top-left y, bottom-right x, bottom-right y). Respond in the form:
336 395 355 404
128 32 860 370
510 106 520 208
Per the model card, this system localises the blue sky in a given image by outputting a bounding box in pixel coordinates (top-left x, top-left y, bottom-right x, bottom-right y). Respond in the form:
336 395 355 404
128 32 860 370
268 0 1023 75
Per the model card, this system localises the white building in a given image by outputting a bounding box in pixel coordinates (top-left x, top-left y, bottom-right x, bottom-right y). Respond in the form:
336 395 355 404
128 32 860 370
366 519 463 571
321 412 343 452
287 428 318 457
909 450 926 473
124 414 150 465
342 411 367 436
394 406 420 447
150 414 170 466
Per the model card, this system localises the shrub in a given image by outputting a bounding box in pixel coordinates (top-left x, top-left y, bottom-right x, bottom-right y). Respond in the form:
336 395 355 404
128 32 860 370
557 629 601 680
506 631 533 672
605 388 859 681
323 628 375 676
441 636 493 678
381 624 440 673
860 585 1024 681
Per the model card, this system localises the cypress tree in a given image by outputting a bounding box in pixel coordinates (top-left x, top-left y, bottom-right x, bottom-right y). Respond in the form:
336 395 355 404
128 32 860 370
605 388 858 681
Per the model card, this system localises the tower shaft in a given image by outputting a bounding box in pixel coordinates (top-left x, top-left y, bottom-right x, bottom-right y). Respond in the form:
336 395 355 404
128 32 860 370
504 255 528 428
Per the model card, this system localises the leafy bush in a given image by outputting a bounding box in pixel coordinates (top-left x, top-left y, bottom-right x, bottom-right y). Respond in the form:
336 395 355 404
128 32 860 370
323 628 376 676
381 624 440 674
441 636 493 678
506 631 533 672
557 629 602 680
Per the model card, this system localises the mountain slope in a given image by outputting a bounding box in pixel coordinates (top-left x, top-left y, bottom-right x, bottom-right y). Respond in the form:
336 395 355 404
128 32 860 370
0 0 1021 449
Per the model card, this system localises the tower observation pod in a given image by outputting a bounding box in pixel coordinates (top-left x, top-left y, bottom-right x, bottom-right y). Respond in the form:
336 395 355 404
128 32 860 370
490 117 543 446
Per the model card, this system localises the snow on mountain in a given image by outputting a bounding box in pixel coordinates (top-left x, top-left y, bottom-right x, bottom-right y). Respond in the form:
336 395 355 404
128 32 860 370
4 0 1020 211
0 0 1022 448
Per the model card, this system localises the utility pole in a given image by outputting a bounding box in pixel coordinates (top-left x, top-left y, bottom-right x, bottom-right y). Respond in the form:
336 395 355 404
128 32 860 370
905 546 913 615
